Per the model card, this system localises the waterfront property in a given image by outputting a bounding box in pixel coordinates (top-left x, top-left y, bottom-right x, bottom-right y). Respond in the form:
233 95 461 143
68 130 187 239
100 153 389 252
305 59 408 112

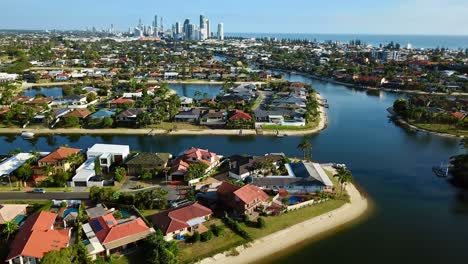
0 153 35 178
125 152 172 176
37 146 81 172
217 182 270 216
251 162 334 194
149 202 213 241
170 147 221 182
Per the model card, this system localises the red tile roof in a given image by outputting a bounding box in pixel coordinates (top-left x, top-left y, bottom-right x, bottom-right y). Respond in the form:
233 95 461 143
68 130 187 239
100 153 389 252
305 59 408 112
150 202 212 235
234 185 269 205
6 211 71 261
38 146 81 163
90 213 152 245
111 97 135 104
451 112 466 119
65 109 92 118
229 110 252 120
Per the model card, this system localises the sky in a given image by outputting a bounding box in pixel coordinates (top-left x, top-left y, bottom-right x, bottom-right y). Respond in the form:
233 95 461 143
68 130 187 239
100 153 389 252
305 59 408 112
1 0 468 35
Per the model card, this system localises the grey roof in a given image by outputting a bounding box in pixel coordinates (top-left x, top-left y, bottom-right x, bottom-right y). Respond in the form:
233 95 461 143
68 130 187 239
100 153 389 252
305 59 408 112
86 204 108 219
252 176 324 187
126 153 171 166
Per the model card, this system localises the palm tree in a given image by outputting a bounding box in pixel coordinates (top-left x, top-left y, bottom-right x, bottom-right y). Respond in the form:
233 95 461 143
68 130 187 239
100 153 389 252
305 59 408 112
335 168 353 194
297 137 312 161
2 220 18 241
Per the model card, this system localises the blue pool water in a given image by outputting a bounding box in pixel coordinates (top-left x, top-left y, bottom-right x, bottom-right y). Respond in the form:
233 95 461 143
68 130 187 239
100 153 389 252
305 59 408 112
63 208 78 218
288 196 302 205
120 210 131 218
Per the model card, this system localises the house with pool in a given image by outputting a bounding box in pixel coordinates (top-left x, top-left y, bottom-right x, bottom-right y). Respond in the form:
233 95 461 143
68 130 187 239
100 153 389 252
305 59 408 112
250 162 334 194
83 209 154 259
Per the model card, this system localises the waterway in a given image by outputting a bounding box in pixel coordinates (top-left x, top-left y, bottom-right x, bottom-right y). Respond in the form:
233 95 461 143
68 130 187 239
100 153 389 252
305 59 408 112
2 73 468 264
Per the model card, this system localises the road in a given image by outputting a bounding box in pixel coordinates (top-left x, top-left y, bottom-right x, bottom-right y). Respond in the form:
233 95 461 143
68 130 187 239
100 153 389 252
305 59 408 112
0 192 89 200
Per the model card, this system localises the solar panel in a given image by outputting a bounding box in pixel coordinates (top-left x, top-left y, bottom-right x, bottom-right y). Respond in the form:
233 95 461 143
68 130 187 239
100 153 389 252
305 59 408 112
91 219 103 232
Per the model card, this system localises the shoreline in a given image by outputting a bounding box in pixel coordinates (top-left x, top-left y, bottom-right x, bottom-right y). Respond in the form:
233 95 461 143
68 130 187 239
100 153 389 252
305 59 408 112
392 116 466 139
21 80 266 88
275 69 468 96
198 182 369 264
0 94 328 137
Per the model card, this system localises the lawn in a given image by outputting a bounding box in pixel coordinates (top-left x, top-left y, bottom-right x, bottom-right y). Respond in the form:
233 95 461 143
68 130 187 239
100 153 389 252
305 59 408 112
139 209 161 217
263 118 320 131
413 123 468 137
178 219 246 264
148 122 209 131
241 199 346 240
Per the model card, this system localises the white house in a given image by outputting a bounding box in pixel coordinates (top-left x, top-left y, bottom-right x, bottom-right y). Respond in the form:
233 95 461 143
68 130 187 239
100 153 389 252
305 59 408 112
71 144 130 187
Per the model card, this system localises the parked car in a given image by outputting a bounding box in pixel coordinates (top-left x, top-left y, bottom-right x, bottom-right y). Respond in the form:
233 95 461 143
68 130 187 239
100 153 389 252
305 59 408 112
31 188 46 194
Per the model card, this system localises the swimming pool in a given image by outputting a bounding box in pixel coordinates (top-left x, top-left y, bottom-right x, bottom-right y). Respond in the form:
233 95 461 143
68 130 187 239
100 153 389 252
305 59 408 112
63 208 78 218
288 196 302 205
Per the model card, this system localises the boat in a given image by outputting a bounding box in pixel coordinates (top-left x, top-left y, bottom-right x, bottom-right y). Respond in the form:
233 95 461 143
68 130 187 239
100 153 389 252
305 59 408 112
21 131 35 138
432 162 450 178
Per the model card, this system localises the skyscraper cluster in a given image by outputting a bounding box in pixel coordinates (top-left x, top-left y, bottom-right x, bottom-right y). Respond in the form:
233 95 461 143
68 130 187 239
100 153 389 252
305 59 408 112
132 13 224 41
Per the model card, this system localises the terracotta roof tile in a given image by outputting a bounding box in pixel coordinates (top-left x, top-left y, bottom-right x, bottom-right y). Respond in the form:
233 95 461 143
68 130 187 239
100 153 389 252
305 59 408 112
38 146 81 163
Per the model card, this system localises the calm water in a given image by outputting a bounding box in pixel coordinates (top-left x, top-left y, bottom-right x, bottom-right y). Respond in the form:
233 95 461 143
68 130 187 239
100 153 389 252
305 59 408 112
227 33 468 49
1 74 468 263
168 83 221 98
23 85 221 99
23 87 63 98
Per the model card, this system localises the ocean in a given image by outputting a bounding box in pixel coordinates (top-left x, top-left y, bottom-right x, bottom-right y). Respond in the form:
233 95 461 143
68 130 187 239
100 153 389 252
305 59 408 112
226 33 468 49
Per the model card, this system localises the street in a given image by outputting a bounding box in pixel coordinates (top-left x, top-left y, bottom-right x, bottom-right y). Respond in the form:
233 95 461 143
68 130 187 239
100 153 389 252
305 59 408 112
0 192 89 200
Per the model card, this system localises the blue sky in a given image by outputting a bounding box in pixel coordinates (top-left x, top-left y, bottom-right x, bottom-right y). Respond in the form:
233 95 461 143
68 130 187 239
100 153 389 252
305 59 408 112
1 0 467 35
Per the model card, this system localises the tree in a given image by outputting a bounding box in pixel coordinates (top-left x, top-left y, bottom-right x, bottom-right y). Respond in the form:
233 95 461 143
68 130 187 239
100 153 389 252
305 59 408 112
102 117 114 128
94 159 102 176
114 167 126 182
185 163 209 181
191 231 201 242
2 220 18 241
257 217 266 229
393 98 408 117
144 230 179 264
63 116 80 128
14 162 33 182
41 247 73 264
54 170 70 187
201 230 213 242
86 93 97 103
334 168 353 194
297 137 313 161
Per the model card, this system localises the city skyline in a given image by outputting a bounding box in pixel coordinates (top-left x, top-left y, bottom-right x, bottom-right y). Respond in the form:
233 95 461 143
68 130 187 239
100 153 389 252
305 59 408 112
1 0 468 35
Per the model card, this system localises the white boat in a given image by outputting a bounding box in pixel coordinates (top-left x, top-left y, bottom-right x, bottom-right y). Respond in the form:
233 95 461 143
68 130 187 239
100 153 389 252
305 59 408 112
21 131 35 138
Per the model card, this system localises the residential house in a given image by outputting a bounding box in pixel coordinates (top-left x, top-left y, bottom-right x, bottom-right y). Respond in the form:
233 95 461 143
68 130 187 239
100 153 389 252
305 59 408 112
228 154 284 180
170 147 221 182
149 202 212 241
0 204 28 224
116 108 145 125
53 95 87 106
200 110 227 126
5 211 72 264
229 110 252 121
125 152 172 176
84 213 154 258
217 182 270 215
251 162 334 194
110 98 135 109
72 144 130 187
37 146 81 172
174 108 202 123
65 109 92 119
89 109 116 120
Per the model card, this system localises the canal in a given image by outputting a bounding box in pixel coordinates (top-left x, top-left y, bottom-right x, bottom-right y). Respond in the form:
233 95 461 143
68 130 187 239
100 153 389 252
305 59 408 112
1 73 467 264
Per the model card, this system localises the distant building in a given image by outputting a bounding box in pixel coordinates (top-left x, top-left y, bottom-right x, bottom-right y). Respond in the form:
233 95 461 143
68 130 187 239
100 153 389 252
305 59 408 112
217 23 224 40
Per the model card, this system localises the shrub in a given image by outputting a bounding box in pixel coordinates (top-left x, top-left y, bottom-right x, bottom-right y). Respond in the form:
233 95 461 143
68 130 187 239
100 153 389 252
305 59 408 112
201 230 213 242
223 214 251 240
257 217 266 229
192 231 201 242
211 224 224 237
60 201 67 208
113 211 123 219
